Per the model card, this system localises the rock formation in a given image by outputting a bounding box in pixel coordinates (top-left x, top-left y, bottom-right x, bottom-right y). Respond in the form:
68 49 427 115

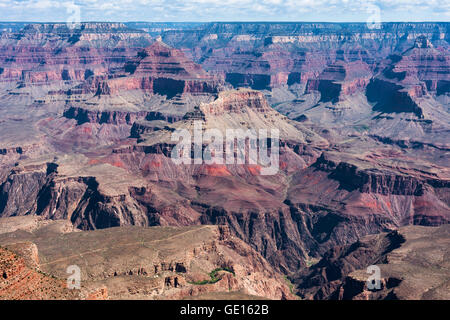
293 224 450 300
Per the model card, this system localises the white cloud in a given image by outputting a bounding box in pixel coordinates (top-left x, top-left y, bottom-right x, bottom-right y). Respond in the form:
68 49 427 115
0 0 448 21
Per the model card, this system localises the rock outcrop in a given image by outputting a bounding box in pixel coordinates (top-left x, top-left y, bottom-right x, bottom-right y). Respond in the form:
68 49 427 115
0 242 104 300
88 40 223 98
0 221 295 300
293 224 450 300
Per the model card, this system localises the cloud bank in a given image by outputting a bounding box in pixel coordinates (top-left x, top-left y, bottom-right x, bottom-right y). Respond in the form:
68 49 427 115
0 0 448 22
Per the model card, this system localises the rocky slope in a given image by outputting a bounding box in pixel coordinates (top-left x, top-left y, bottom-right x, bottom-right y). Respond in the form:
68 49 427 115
0 217 295 300
293 224 450 300
0 241 106 300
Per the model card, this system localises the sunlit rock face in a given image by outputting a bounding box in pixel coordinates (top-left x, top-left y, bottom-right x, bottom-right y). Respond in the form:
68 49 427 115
0 22 152 84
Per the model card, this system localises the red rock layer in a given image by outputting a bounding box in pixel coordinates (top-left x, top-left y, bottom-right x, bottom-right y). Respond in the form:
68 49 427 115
0 23 152 84
0 244 77 299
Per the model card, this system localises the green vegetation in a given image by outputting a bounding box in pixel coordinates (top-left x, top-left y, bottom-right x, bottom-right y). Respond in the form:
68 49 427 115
189 267 235 285
305 257 320 268
353 124 369 132
283 275 295 294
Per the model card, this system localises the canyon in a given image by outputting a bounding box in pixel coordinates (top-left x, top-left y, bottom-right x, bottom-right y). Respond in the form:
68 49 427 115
0 21 449 299
293 224 450 300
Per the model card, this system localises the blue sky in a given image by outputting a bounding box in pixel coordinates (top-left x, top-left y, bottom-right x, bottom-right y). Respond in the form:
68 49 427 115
0 0 448 22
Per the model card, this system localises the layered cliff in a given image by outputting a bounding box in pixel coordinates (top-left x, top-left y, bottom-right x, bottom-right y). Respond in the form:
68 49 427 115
0 22 152 84
293 224 450 300
162 22 449 90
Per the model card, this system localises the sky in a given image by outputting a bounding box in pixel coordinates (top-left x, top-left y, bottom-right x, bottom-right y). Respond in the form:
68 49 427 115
0 0 448 22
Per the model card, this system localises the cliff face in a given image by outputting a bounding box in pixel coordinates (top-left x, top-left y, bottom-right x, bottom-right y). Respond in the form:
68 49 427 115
364 41 449 118
161 22 449 90
293 229 406 300
366 79 424 117
78 40 223 98
0 22 152 84
199 89 271 115
63 107 152 125
293 224 450 300
313 153 430 196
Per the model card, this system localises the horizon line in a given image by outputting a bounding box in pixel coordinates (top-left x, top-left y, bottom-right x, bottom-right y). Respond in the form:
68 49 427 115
0 21 449 24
